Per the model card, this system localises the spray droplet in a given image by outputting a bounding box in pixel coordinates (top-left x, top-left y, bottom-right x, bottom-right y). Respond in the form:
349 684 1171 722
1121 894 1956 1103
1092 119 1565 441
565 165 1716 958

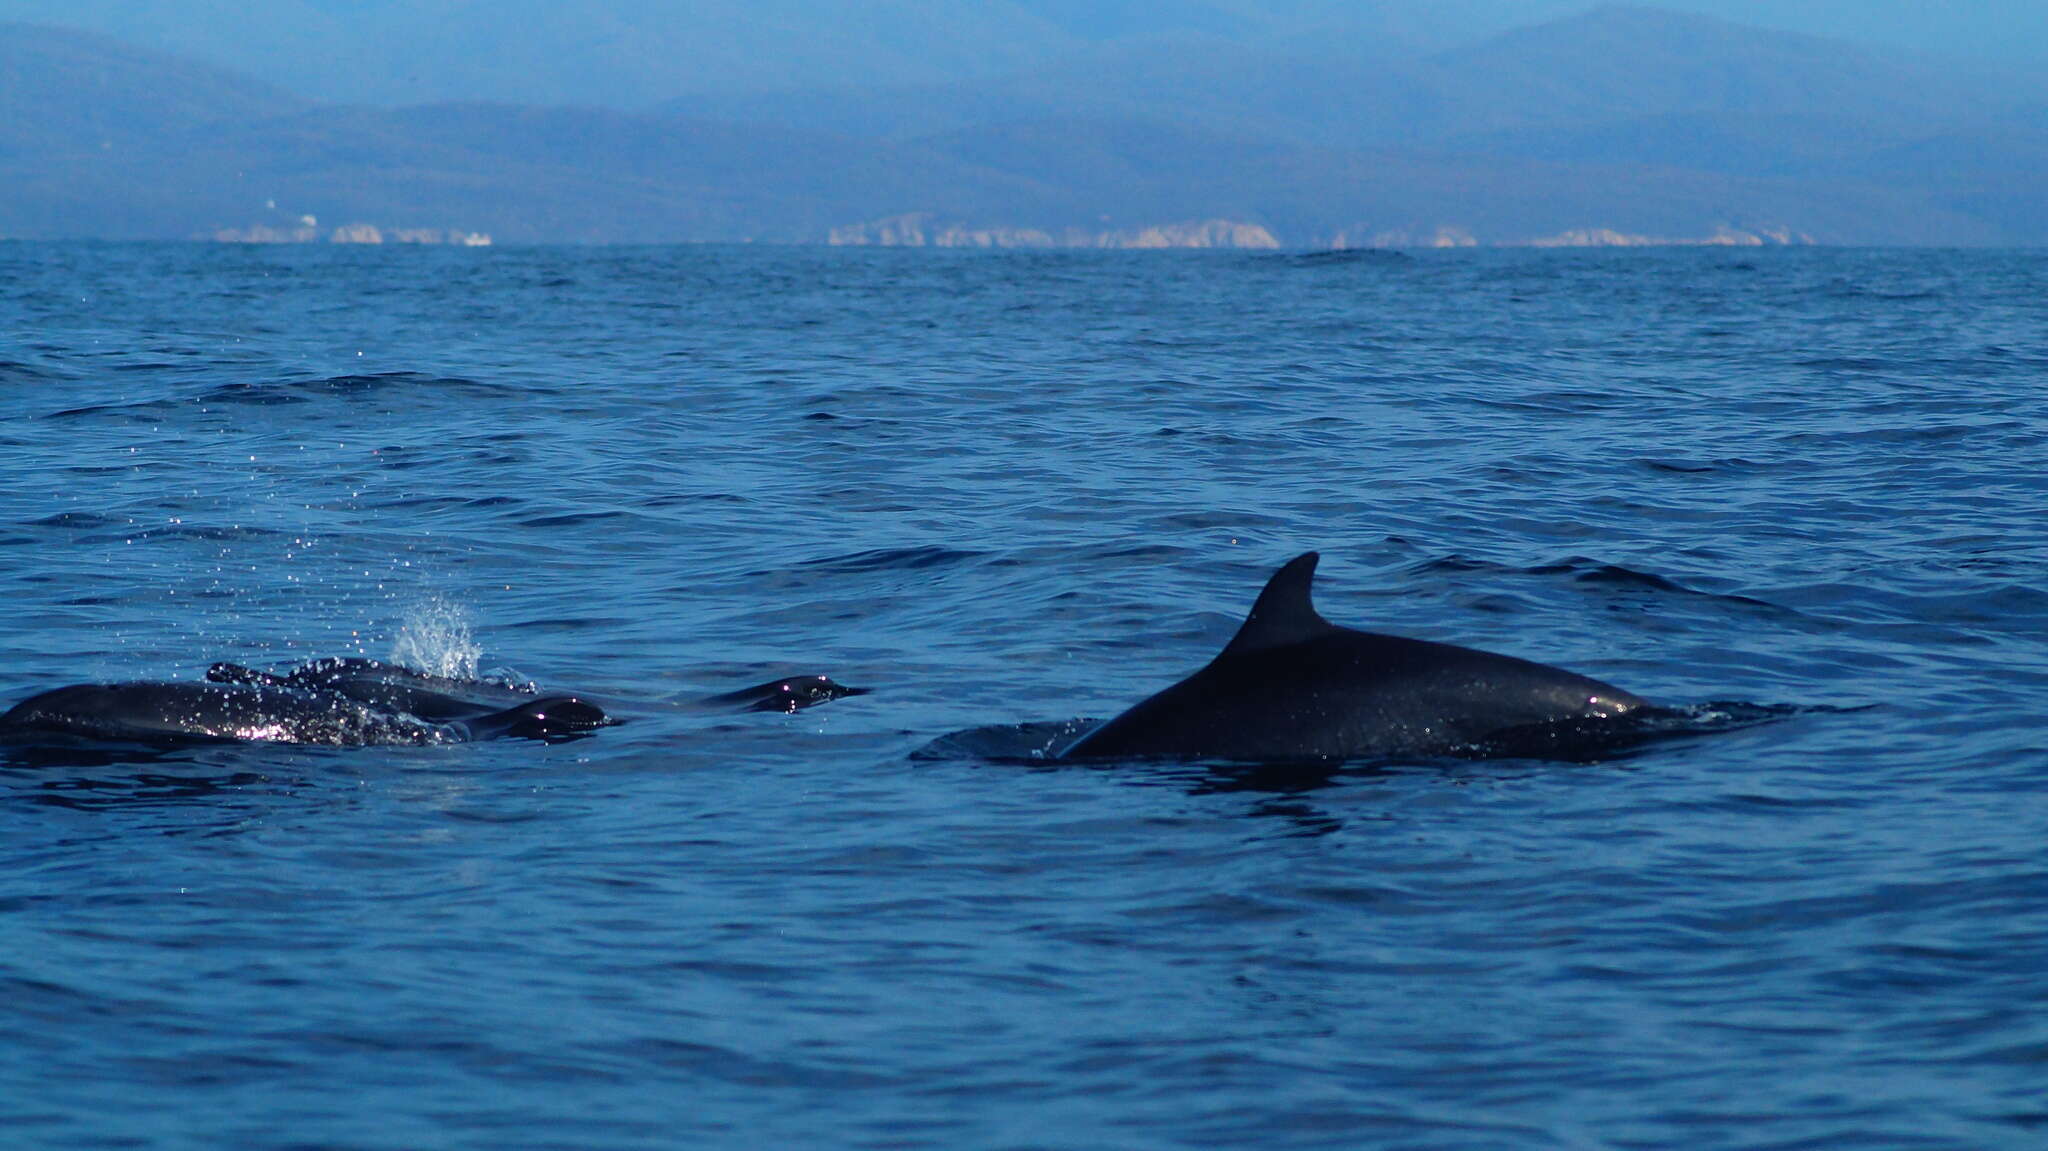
388 595 480 678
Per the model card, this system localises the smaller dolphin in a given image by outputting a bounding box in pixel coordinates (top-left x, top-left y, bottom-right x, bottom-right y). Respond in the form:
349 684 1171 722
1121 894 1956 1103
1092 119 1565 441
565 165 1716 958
701 674 870 713
1059 552 1647 762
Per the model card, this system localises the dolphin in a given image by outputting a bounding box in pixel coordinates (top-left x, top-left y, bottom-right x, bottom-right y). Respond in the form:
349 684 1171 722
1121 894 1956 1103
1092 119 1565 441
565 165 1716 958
0 652 870 749
700 673 870 713
0 676 610 747
1057 552 1647 762
206 657 545 722
212 659 869 716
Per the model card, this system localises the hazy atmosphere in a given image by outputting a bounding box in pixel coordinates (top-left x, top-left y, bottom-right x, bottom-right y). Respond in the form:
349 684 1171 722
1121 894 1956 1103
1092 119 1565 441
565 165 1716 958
2 1 2043 245
5 1 2047 105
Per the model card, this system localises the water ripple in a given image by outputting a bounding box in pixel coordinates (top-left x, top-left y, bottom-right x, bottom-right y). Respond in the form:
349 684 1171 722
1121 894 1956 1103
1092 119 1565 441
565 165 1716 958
0 244 2043 1151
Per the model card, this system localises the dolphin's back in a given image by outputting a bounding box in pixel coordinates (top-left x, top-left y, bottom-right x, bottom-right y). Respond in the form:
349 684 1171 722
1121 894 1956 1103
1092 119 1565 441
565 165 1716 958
1059 552 1646 762
208 658 540 721
3 660 620 748
1065 629 1643 761
0 681 445 745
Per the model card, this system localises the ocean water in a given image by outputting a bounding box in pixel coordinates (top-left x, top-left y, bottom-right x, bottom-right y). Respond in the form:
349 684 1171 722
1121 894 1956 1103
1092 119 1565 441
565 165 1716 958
1 242 2044 1149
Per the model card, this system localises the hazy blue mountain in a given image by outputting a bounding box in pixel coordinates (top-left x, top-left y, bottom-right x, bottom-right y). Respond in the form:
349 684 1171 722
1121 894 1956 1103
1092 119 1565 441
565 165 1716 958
0 96 1093 242
663 5 2045 243
692 5 1994 150
1414 6 1997 173
2 0 2040 110
1427 5 1975 127
682 40 1441 148
880 114 1973 246
0 0 1579 107
0 9 2041 245
0 22 301 156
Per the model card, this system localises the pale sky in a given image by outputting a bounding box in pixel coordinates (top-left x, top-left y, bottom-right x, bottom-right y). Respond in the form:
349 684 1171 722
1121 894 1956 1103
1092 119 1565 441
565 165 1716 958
1676 0 2046 56
0 1 2039 107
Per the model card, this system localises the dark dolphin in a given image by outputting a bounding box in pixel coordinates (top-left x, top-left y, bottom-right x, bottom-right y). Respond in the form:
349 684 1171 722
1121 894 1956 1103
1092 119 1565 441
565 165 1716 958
0 653 869 750
207 657 544 722
1058 552 1647 763
212 658 872 717
701 673 870 713
2 672 610 748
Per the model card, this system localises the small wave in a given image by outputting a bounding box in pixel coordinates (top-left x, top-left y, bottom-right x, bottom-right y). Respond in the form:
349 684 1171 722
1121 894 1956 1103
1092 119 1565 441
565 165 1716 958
44 398 177 420
516 510 631 529
0 760 275 800
503 616 634 632
912 719 1099 762
367 495 470 512
0 358 63 383
641 492 754 507
801 546 984 573
1094 542 1197 563
1794 356 1894 371
1471 389 1628 414
1562 561 1797 614
1415 554 1794 615
1819 282 1945 302
1264 249 1412 267
588 1036 899 1089
1636 456 1764 475
1779 581 2048 628
42 371 516 420
1538 560 1690 594
1782 422 2015 446
78 522 286 545
25 511 119 529
1410 553 1518 576
196 372 513 406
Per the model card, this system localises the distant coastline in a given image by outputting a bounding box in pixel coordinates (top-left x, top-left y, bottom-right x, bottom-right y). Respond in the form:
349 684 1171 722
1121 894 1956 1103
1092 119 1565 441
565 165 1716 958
826 214 1815 251
826 215 1279 250
208 218 493 246
4 9 2039 247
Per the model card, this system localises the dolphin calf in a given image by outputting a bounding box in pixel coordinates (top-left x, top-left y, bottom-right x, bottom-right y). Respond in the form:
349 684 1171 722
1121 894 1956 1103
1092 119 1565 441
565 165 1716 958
1058 552 1647 762
701 673 870 713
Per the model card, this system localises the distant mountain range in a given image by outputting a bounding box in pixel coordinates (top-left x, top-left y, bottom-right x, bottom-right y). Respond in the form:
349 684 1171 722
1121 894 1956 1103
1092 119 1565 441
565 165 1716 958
2 8 2043 246
0 1 1645 106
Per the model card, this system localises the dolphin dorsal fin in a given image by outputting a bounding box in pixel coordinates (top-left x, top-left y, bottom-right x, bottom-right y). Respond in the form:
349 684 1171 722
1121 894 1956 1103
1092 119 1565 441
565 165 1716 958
1220 552 1334 656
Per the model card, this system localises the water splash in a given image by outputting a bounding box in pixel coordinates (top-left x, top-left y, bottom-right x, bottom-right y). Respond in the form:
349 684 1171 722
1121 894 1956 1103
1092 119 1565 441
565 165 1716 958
386 596 481 679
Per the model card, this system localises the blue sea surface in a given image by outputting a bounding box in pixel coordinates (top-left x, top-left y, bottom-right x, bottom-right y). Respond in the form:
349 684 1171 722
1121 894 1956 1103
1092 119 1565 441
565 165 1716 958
1 242 2044 1149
